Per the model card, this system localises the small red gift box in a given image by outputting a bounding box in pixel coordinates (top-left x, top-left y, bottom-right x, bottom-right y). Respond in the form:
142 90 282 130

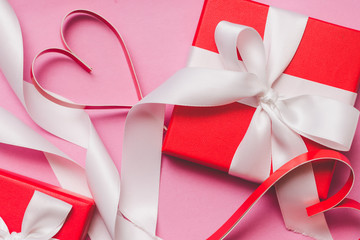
0 168 94 240
163 0 360 196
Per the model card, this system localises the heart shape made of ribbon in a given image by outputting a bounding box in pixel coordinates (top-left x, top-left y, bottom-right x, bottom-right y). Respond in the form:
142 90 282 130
31 9 143 110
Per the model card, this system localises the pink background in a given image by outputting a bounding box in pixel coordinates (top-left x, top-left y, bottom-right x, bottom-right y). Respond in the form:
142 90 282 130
1 0 359 239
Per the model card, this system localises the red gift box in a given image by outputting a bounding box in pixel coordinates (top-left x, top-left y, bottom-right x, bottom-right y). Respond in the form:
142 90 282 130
163 0 360 196
0 168 94 240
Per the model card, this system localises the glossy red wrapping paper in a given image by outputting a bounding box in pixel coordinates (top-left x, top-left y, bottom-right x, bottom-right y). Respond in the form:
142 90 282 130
163 0 360 198
0 168 94 240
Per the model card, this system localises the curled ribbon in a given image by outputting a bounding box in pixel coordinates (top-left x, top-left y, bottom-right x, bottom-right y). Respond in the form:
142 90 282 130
0 191 72 240
208 150 360 240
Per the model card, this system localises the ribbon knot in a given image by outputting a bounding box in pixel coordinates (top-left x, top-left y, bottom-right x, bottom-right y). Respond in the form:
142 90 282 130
259 88 278 109
0 191 72 240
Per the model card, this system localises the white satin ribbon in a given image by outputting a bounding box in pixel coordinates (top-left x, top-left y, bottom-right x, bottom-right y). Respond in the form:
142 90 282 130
0 191 72 240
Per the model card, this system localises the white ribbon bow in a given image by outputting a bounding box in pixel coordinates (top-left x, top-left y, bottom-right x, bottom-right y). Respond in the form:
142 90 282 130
214 19 359 181
0 191 72 240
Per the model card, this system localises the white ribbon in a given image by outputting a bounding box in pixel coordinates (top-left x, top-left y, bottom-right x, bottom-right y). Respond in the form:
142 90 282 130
0 191 72 240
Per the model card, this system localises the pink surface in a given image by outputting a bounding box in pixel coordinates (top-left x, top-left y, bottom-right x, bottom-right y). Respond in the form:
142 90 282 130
0 0 359 239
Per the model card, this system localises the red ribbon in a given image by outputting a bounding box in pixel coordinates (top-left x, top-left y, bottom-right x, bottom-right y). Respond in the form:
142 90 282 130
208 150 360 240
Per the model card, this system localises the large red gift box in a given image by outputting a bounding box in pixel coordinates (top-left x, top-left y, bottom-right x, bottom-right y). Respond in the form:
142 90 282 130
163 0 360 195
0 168 94 240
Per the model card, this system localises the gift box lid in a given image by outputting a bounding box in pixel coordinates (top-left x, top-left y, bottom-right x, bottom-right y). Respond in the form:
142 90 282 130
0 168 94 240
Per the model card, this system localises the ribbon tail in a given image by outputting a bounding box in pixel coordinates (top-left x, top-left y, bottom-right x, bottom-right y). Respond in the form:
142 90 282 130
270 112 333 240
276 167 333 240
0 0 25 104
87 211 114 240
207 150 354 240
117 215 162 240
118 103 165 239
229 106 272 182
86 124 120 239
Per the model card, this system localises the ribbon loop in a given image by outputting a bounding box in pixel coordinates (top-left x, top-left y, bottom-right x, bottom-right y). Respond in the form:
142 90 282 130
0 191 72 240
278 95 360 151
215 21 267 81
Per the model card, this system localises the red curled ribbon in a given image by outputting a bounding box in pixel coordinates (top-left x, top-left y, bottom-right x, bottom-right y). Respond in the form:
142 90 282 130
208 150 360 240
